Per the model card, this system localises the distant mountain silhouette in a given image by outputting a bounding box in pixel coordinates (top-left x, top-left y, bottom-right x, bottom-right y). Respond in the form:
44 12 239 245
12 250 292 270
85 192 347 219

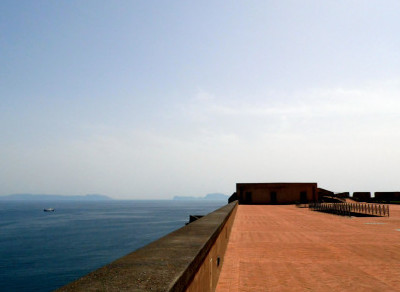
204 193 229 200
173 193 228 200
0 194 112 201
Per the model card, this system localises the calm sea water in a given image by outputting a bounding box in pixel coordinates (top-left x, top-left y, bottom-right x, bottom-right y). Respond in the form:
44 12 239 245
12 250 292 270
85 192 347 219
0 200 227 292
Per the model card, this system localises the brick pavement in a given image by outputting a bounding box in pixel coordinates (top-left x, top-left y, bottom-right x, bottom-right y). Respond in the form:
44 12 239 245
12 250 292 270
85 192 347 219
216 204 400 291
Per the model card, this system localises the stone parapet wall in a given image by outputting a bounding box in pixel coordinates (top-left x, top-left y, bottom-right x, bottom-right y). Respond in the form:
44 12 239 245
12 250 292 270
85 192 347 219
186 201 237 292
57 201 238 292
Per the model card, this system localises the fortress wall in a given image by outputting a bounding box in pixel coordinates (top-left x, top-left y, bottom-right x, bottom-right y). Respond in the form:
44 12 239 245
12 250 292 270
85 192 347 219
335 192 350 198
352 192 371 201
57 201 238 292
237 183 317 204
186 200 237 292
374 192 400 201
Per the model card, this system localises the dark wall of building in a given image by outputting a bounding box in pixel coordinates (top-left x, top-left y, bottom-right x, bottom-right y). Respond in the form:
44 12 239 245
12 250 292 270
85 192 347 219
335 192 350 198
352 192 371 202
317 188 334 197
236 183 317 205
228 192 237 203
374 192 400 201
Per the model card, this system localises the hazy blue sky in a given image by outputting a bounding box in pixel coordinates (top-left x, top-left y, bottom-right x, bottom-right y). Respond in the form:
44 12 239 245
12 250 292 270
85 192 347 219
1 1 400 199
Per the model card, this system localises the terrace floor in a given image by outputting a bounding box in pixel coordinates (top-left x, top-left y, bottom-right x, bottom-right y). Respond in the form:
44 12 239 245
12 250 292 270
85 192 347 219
216 204 400 291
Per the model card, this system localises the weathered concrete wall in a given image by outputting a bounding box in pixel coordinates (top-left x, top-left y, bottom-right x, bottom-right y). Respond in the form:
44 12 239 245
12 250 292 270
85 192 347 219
186 202 237 292
237 183 317 204
56 201 238 292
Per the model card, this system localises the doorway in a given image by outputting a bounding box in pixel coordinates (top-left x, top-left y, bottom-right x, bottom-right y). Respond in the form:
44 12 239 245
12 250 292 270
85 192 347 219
300 191 307 203
245 192 252 204
270 191 277 204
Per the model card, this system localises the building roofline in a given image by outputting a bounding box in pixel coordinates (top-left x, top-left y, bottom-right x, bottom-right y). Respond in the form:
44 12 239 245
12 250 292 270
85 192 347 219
236 182 317 185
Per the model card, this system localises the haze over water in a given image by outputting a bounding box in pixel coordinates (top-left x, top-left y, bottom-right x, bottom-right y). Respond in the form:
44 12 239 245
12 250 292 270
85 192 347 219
1 1 400 198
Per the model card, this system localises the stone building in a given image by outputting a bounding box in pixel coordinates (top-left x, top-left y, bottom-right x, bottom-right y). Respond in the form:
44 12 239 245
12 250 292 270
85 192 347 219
374 192 400 201
236 182 318 204
352 192 371 202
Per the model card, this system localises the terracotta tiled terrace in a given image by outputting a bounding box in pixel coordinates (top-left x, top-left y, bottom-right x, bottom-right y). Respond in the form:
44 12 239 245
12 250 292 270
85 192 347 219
216 204 400 291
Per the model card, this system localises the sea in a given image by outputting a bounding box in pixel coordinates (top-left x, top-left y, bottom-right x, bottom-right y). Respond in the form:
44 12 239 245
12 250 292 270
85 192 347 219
0 199 227 292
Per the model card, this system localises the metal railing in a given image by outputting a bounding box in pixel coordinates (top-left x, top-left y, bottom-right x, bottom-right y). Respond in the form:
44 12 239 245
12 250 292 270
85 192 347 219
309 202 389 217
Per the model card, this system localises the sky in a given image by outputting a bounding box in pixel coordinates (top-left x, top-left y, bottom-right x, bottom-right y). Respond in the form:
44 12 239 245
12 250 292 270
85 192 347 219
1 1 400 199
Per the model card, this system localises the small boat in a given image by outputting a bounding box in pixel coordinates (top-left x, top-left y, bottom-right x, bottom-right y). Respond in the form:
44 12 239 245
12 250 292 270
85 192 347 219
43 208 55 212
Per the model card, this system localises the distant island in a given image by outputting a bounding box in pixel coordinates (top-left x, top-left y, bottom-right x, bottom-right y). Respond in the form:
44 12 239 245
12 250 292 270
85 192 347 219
173 193 228 200
0 194 112 201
